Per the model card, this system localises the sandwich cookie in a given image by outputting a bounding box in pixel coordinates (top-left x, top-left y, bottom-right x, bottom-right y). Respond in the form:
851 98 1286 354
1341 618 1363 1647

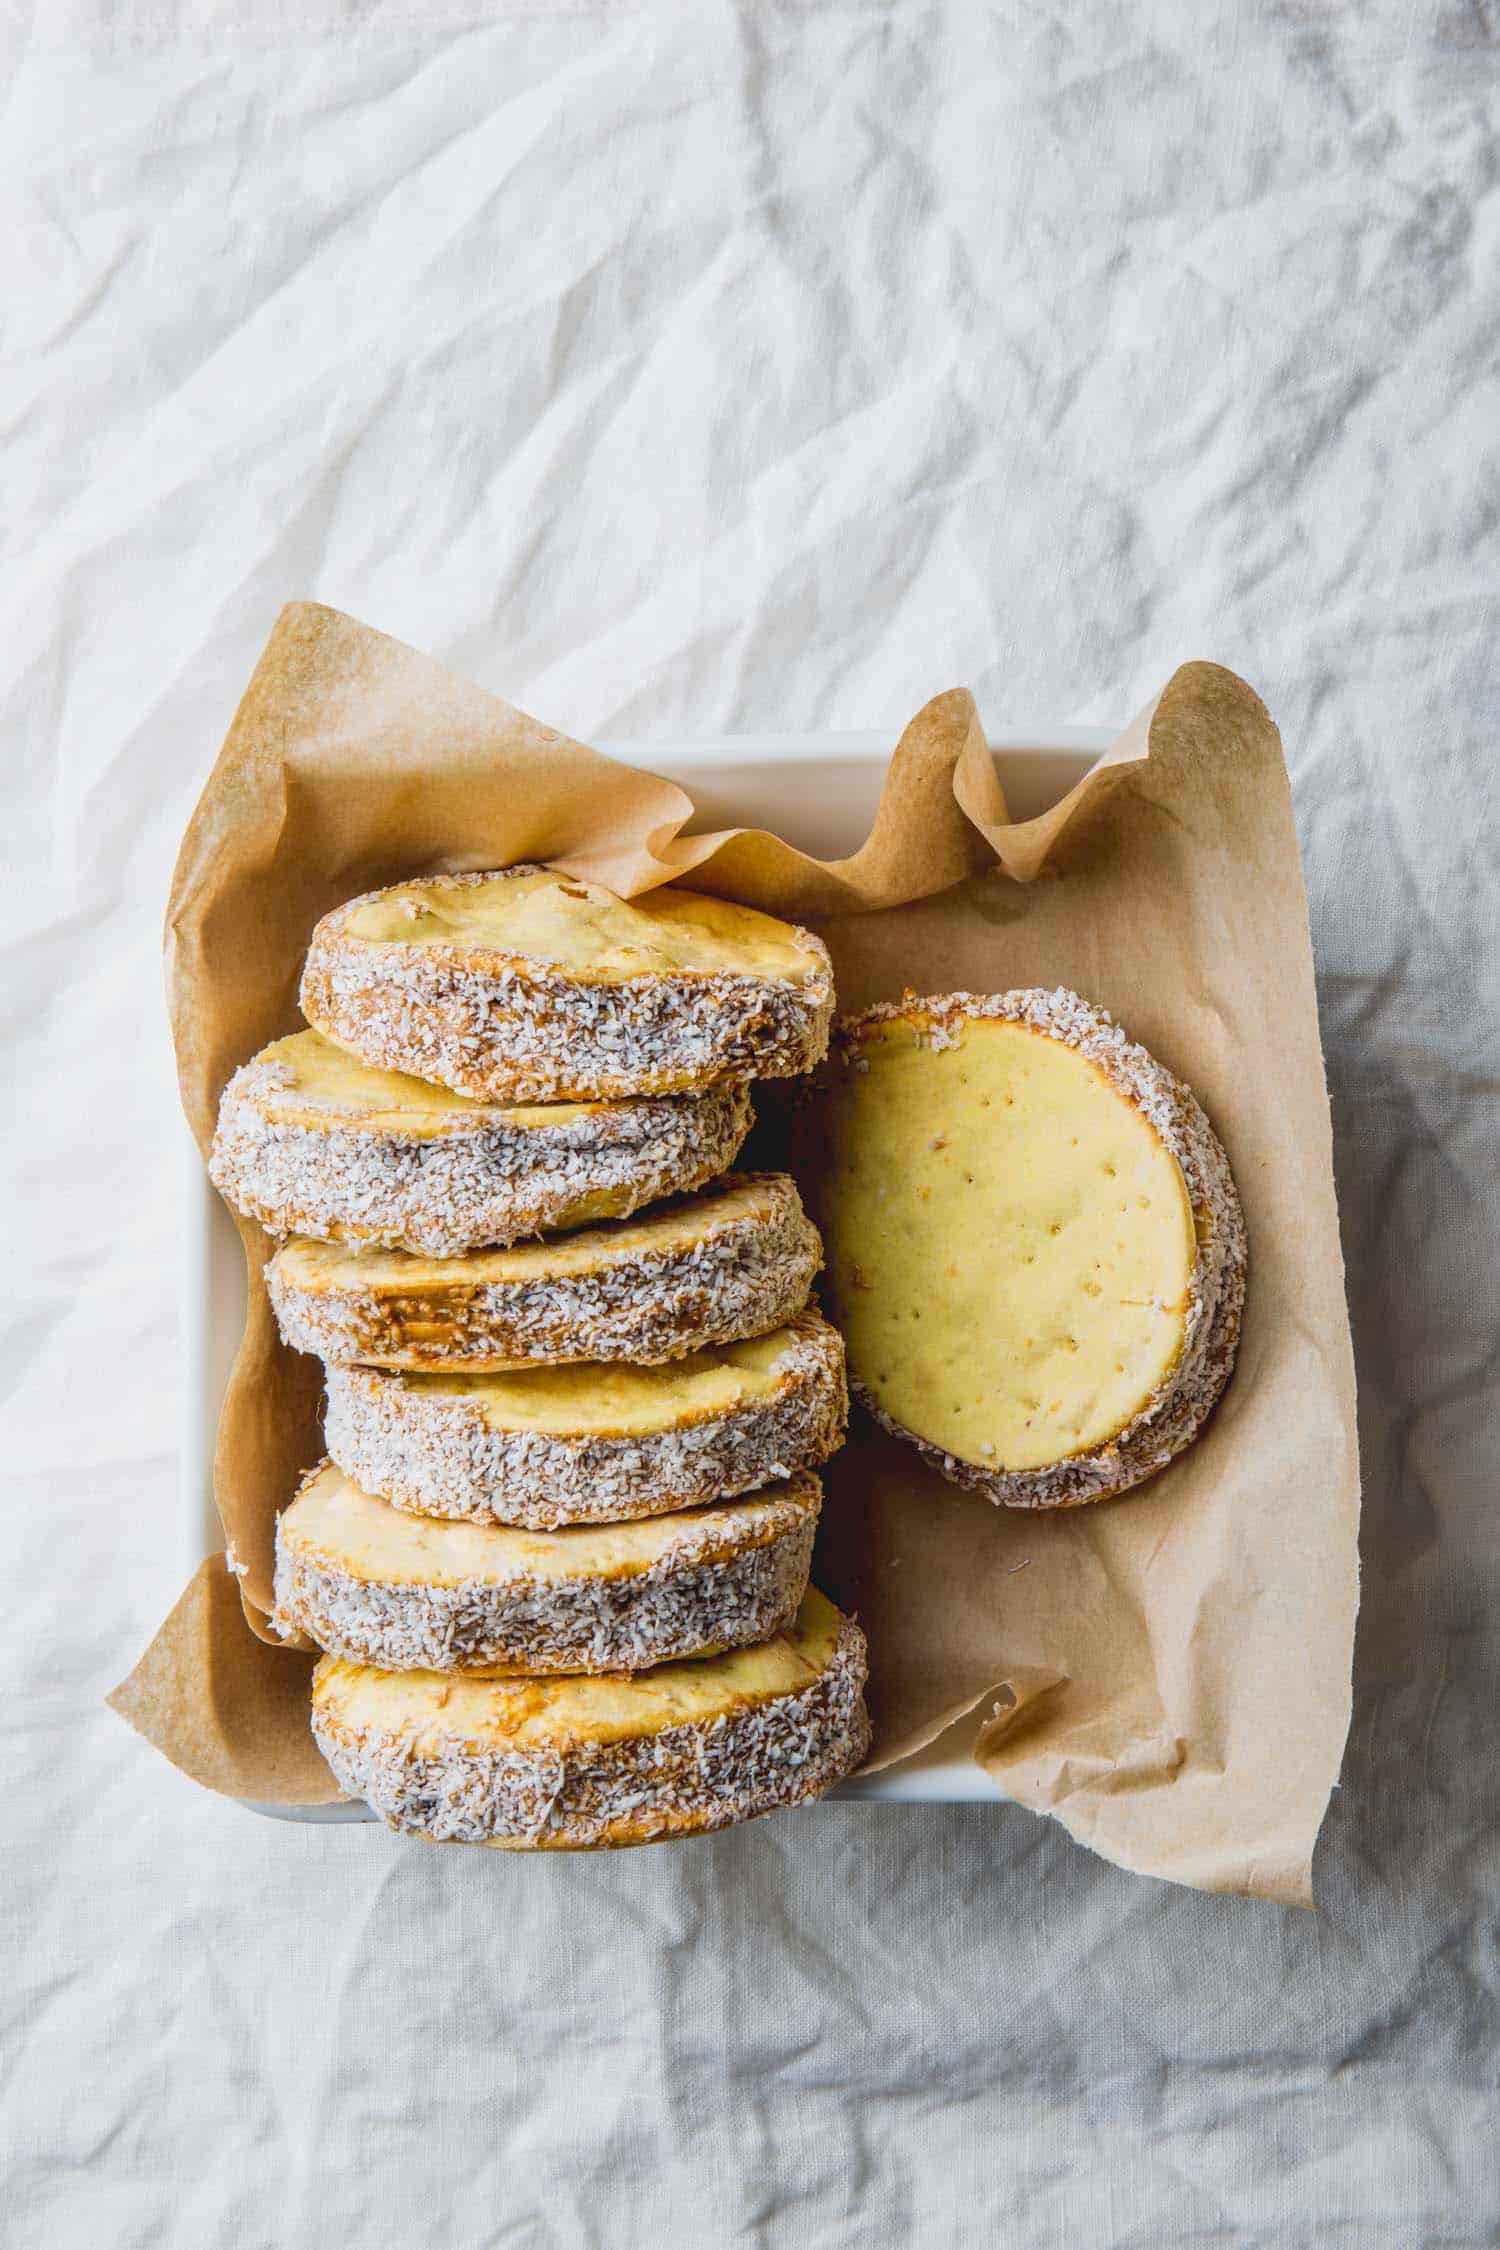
300 865 834 1103
801 988 1246 1508
323 1308 847 1527
267 1173 821 1372
210 1028 752 1255
274 1460 821 1674
311 1588 870 1849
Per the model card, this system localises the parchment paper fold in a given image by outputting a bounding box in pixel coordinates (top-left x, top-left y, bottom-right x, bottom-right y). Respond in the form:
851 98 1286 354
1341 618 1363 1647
113 603 1359 1903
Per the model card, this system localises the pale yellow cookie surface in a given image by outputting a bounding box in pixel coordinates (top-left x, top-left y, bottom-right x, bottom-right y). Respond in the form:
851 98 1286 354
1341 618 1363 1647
246 1030 603 1138
312 1586 847 1753
809 1011 1197 1473
390 1324 807 1438
282 1460 817 1587
344 868 817 985
272 1173 791 1294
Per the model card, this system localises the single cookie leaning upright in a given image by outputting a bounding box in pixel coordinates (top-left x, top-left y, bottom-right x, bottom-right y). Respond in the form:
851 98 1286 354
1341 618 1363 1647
267 1173 821 1372
324 1308 847 1528
799 989 1246 1509
209 1028 751 1255
311 1587 870 1850
300 866 834 1104
273 1459 822 1674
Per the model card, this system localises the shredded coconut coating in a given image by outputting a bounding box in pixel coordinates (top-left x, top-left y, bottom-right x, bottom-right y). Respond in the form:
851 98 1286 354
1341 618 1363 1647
267 1173 822 1371
832 989 1248 1509
311 1615 871 1849
323 1310 847 1527
273 1479 819 1674
209 1064 751 1255
300 868 834 1103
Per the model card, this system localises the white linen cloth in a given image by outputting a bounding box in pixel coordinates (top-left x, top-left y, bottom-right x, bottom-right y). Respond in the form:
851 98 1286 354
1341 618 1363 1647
4 3 1496 2242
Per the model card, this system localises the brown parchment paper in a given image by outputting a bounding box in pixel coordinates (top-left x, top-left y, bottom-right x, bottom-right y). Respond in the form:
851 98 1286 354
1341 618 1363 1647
112 602 1359 1903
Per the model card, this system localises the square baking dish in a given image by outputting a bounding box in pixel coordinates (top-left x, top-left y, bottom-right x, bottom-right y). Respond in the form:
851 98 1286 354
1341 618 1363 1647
181 724 1114 1818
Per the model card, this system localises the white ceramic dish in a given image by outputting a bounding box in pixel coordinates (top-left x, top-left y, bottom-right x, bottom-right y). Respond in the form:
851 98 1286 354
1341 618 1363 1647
182 725 1112 1820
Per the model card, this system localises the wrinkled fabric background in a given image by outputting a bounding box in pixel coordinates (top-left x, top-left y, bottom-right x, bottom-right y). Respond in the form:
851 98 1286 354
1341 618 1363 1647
5 3 1497 2244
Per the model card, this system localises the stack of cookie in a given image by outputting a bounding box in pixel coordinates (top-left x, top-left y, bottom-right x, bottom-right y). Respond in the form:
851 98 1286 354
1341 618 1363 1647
210 866 871 1851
